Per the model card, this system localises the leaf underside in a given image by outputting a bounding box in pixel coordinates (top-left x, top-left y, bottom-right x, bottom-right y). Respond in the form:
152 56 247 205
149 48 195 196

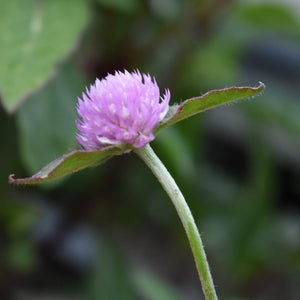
9 147 121 185
9 82 265 185
156 82 265 134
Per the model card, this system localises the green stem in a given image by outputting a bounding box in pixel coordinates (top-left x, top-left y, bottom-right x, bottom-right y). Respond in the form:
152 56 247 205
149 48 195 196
134 144 218 300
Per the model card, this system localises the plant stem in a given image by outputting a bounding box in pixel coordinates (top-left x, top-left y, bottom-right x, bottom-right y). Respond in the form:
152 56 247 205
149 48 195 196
134 144 218 300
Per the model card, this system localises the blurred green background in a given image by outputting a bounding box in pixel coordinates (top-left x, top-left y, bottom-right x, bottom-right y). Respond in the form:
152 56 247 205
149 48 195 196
0 0 299 299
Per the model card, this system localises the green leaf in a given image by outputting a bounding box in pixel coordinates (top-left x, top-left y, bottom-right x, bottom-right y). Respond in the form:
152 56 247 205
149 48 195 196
96 0 140 13
9 147 122 185
8 239 36 271
132 268 184 300
16 61 86 176
156 83 265 134
0 0 89 113
237 2 300 33
86 241 137 300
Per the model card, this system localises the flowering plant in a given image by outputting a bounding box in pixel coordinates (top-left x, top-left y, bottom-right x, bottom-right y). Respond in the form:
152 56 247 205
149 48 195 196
9 70 264 300
9 71 263 184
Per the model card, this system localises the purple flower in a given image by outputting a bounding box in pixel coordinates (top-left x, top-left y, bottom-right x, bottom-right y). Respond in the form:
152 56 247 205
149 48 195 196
76 70 170 150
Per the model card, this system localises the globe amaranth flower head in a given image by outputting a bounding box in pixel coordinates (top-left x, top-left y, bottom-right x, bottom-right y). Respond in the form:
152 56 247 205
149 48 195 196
76 70 170 150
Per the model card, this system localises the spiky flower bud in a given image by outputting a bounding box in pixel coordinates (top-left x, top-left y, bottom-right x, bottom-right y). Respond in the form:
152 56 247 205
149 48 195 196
76 70 170 150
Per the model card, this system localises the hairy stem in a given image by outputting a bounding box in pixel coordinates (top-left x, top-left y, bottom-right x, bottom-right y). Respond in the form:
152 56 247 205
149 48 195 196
134 144 218 300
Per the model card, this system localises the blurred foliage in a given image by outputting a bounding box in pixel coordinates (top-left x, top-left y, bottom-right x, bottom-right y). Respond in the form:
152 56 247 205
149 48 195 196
0 0 299 300
0 0 88 112
16 62 87 176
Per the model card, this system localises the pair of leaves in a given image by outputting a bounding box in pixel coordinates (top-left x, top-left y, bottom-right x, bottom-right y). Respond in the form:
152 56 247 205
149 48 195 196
9 82 265 184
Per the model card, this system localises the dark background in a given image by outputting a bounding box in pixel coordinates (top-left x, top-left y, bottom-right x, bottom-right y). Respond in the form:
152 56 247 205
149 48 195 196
0 1 299 299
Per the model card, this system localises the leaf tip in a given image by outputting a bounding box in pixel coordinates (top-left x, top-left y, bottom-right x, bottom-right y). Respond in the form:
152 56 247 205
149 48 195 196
8 173 31 185
8 174 15 183
8 173 28 184
258 81 266 89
